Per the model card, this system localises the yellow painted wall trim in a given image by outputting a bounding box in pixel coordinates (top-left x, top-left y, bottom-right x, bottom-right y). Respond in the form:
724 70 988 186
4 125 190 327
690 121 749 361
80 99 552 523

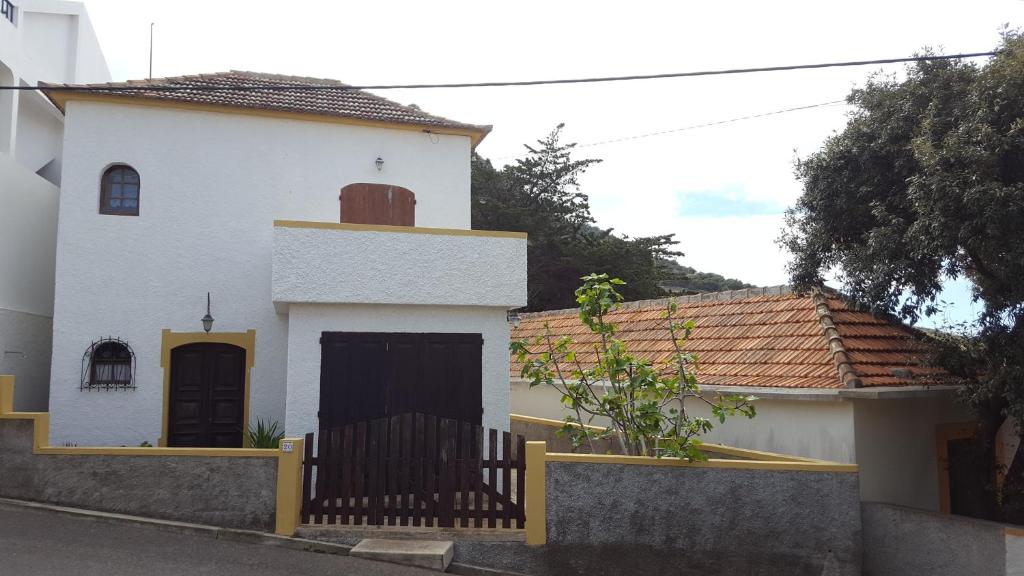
275 437 305 536
524 441 547 546
0 412 272 457
510 412 829 464
274 219 528 240
544 452 858 472
1 376 301 536
159 329 257 448
0 375 13 414
511 413 605 432
1005 526 1024 538
48 92 490 148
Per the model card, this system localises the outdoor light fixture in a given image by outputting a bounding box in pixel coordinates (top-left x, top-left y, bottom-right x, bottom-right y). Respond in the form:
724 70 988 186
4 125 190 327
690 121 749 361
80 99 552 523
506 309 521 328
375 156 384 171
201 292 215 333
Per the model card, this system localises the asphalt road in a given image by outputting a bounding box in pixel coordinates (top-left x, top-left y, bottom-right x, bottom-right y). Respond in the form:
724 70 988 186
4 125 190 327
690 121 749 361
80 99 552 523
0 503 439 576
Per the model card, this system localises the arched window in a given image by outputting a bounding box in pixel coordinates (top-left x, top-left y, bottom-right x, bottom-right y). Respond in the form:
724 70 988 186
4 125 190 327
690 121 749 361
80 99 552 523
81 338 136 390
100 165 141 216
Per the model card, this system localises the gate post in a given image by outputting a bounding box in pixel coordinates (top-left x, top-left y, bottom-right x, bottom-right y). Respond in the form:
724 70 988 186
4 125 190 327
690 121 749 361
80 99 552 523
525 441 547 546
275 436 305 536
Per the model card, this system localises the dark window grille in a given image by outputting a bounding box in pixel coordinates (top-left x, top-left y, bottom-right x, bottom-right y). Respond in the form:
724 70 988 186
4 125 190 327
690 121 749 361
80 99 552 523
81 338 136 391
1 0 15 26
100 165 141 216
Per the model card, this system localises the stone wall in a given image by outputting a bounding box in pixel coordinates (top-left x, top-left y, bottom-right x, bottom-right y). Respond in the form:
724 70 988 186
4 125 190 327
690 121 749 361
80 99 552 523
0 418 279 531
862 501 1019 576
540 460 863 576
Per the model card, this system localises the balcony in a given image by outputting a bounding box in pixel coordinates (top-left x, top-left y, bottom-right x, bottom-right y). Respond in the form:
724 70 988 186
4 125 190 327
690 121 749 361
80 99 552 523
272 220 527 310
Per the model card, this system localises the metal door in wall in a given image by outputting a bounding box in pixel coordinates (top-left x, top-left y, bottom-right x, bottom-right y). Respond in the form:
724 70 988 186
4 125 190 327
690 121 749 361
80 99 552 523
168 342 246 447
319 332 483 430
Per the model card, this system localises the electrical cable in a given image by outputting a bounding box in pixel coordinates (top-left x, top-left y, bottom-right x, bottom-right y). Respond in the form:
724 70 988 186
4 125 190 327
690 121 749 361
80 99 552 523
0 52 998 92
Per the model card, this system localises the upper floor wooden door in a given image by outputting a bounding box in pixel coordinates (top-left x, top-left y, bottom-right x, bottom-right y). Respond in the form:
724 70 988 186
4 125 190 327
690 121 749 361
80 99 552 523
339 183 415 226
168 342 246 447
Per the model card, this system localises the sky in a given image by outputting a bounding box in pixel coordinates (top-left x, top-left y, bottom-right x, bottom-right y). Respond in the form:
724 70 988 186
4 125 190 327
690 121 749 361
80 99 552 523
78 0 1022 328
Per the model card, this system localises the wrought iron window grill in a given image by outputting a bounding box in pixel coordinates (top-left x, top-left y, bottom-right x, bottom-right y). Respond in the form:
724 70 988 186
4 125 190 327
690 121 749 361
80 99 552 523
1 0 16 26
81 337 136 391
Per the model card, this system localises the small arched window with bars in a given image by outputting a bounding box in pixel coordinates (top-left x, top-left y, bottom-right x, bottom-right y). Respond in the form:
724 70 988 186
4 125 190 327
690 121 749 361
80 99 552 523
81 338 136 391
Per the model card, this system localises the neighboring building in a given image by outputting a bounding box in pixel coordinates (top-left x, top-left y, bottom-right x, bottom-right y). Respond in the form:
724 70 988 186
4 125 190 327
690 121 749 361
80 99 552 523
0 0 110 411
510 286 1009 515
40 71 526 447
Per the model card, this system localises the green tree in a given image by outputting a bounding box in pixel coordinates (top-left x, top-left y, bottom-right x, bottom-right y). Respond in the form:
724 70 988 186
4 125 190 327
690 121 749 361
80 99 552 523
512 274 756 458
780 31 1024 520
473 125 685 310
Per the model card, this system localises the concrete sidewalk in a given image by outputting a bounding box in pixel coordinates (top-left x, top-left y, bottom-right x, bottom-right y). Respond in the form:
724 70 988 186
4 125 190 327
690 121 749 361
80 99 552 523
0 501 440 576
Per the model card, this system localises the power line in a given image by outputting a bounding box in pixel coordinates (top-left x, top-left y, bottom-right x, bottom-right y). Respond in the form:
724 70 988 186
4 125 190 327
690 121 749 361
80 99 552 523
0 52 998 92
491 100 849 160
575 100 848 149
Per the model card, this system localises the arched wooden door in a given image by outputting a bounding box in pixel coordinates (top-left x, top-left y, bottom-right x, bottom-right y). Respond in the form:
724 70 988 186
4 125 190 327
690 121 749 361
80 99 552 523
339 183 415 226
168 342 246 447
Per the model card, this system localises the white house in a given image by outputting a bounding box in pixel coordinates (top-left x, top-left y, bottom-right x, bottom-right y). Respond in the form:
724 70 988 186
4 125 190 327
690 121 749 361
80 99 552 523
40 71 526 448
0 0 109 412
510 287 1012 516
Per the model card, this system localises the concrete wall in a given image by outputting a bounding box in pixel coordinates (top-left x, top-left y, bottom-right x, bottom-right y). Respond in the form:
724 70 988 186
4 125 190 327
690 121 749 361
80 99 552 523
0 309 51 411
0 418 278 530
853 397 973 512
50 99 476 446
285 303 512 439
512 380 858 463
272 224 527 308
541 461 862 576
0 153 58 412
861 501 1022 576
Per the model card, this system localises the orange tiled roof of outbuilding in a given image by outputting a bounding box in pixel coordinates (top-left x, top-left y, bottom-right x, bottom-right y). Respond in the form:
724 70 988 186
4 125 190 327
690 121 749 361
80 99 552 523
510 286 953 389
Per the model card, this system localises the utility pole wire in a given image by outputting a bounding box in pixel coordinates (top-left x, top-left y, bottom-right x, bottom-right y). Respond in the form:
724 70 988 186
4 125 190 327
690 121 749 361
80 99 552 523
489 100 849 160
574 100 848 149
0 51 998 91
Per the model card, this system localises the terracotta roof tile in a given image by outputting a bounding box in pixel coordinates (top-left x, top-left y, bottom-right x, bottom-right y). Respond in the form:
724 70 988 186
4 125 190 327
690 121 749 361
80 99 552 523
40 70 491 143
511 288 954 389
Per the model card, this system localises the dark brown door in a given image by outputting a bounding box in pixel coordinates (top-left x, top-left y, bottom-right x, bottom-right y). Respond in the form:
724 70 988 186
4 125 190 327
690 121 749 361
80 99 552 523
168 342 246 447
319 332 482 430
339 183 415 226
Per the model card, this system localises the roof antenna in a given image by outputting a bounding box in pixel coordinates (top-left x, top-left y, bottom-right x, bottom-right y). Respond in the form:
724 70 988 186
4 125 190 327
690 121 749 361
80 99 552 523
148 23 154 79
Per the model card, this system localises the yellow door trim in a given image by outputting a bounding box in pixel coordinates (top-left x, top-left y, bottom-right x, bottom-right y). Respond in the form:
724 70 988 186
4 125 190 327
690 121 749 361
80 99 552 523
936 421 977 514
159 329 256 448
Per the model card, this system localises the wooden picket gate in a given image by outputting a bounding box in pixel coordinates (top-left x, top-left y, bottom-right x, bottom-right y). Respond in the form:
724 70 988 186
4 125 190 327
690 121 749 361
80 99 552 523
301 413 526 529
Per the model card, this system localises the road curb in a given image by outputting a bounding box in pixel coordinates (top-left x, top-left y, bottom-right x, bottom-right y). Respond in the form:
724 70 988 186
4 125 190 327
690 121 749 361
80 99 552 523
0 498 523 575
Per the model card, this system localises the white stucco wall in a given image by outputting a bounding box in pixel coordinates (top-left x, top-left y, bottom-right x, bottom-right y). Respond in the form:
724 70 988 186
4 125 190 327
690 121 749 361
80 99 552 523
273 224 527 308
50 100 478 445
853 395 973 512
285 304 512 439
510 380 858 463
14 91 63 175
0 154 58 412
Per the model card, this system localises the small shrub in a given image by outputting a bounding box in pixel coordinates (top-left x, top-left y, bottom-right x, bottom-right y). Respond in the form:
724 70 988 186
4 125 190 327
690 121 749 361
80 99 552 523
248 418 285 449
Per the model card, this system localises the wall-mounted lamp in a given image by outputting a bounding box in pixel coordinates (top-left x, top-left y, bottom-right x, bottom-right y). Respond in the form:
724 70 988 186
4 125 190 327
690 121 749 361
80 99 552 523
375 156 384 171
201 292 215 333
506 309 521 328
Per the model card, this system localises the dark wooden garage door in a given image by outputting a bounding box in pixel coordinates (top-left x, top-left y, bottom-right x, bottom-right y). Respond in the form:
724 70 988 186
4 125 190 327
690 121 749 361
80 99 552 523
319 332 482 430
168 342 246 448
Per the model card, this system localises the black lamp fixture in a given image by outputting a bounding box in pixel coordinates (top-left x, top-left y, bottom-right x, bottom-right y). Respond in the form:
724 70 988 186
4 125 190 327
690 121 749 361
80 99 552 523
506 309 521 328
375 156 384 171
201 292 214 333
